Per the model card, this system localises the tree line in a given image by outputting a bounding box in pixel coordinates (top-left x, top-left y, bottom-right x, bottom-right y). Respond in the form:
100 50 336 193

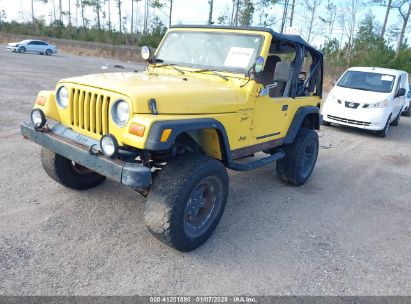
0 0 410 72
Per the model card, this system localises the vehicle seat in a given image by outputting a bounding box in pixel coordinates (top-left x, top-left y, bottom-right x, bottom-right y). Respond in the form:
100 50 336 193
269 61 291 97
260 55 281 87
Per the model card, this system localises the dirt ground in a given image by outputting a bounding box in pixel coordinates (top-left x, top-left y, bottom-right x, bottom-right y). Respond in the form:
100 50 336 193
0 48 410 296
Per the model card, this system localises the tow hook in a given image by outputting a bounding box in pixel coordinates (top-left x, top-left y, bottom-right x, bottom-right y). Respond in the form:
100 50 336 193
88 144 102 156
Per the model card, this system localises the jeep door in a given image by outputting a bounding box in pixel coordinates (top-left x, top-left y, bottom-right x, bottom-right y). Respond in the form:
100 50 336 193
252 92 290 140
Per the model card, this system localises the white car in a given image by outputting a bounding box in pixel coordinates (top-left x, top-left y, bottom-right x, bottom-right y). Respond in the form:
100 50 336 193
321 67 409 137
6 39 57 56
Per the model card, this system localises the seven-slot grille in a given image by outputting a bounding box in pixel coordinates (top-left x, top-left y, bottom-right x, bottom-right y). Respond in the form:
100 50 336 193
69 88 110 135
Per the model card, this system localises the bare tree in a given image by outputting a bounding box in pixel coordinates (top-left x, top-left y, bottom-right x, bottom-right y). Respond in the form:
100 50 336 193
31 0 49 29
280 0 289 33
68 0 72 26
255 0 278 27
143 0 149 33
168 0 173 27
319 0 337 40
59 0 63 21
107 0 111 30
117 0 122 33
302 0 322 42
31 0 35 29
208 0 214 24
381 0 393 38
78 0 85 27
289 0 296 27
339 0 366 66
395 0 411 55
131 0 135 35
230 0 235 25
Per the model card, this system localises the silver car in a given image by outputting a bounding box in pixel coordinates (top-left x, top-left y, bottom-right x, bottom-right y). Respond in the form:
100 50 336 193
6 39 57 55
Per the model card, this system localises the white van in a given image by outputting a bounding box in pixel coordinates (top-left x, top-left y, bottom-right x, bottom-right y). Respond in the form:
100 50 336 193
321 67 409 137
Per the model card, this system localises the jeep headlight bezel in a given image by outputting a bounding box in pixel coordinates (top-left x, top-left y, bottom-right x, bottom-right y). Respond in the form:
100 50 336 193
56 86 69 109
111 99 130 127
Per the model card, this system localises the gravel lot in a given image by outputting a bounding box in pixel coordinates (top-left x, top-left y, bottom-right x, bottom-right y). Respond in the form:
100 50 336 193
0 48 410 296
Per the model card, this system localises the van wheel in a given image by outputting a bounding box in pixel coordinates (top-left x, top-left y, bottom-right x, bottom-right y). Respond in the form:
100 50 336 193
391 111 401 126
276 128 319 186
41 148 106 190
145 153 229 252
401 103 410 116
376 116 391 138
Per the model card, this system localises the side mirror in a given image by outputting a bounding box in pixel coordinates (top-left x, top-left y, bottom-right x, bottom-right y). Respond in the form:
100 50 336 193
253 56 265 74
396 88 406 97
141 46 152 62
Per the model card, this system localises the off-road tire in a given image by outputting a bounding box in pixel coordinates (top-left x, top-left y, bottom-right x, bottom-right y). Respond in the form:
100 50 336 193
145 153 229 252
45 49 52 56
391 110 401 126
276 128 319 186
41 148 106 190
18 46 26 53
376 116 391 138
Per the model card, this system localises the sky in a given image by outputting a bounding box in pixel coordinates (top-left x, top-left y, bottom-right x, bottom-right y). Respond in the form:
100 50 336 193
0 0 409 48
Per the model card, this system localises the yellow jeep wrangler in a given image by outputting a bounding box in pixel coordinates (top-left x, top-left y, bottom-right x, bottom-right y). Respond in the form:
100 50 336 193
21 25 323 252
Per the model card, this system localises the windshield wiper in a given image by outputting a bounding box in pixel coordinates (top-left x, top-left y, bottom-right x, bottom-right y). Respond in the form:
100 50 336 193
192 69 228 81
152 59 185 74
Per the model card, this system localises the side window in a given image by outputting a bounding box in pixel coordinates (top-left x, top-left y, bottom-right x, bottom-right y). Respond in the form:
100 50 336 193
395 76 401 95
39 42 47 45
297 53 313 96
260 40 296 98
28 41 35 45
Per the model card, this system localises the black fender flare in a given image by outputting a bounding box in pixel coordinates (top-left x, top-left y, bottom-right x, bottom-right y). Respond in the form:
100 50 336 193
145 118 232 162
284 106 320 144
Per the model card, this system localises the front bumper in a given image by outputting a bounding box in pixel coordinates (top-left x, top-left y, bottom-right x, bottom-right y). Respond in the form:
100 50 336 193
20 122 152 189
321 105 388 131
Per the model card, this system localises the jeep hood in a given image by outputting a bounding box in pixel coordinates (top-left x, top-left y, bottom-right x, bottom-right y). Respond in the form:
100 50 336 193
60 72 239 114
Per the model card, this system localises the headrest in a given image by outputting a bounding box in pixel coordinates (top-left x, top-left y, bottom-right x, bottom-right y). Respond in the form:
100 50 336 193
263 55 281 71
273 61 291 82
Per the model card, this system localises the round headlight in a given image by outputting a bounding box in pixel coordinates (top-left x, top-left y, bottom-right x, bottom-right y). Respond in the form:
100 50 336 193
31 109 47 128
111 100 130 127
57 86 69 108
141 46 151 60
100 134 119 158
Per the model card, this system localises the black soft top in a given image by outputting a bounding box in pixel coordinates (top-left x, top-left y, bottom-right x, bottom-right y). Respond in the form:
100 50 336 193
171 25 322 57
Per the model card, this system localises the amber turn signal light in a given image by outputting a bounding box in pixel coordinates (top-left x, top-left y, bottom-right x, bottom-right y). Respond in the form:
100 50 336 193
129 123 145 137
36 96 47 106
160 129 172 142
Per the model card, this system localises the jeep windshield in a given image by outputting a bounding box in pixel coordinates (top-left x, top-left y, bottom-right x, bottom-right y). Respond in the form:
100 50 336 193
154 31 264 74
337 71 395 93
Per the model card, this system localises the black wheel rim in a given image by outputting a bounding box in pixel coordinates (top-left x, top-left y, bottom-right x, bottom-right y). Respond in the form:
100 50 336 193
301 141 317 178
183 176 223 239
